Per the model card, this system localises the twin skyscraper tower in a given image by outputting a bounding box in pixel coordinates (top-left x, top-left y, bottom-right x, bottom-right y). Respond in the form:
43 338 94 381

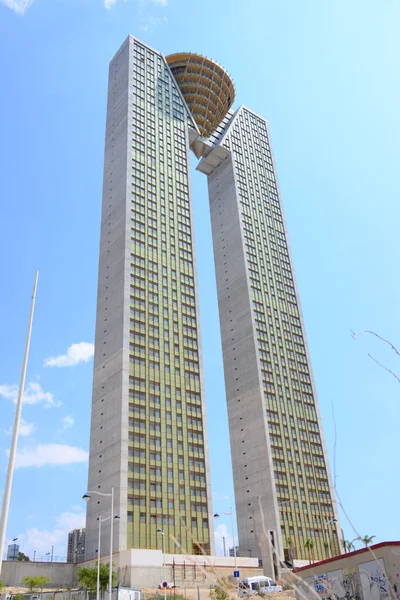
85 36 340 575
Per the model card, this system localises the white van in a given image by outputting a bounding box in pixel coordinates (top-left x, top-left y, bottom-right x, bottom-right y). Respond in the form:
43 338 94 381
240 576 282 594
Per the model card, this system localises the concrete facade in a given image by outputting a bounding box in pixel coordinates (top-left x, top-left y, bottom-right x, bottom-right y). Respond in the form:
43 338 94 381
197 106 340 569
293 541 400 600
86 36 214 560
86 34 132 561
204 150 282 578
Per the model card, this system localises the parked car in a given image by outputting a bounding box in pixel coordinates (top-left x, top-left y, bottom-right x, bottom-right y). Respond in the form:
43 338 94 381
240 576 282 594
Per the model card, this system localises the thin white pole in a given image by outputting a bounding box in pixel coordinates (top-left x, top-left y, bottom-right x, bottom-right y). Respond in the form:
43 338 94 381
109 487 114 600
0 271 38 577
97 517 101 600
163 534 166 600
230 508 238 599
230 508 237 571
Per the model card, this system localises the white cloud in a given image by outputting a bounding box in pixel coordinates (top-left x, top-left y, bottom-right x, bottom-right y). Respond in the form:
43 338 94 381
214 523 234 557
140 13 168 31
5 419 35 437
0 381 59 408
0 0 34 14
20 420 35 436
14 443 88 468
16 509 86 559
1 0 168 15
62 415 74 429
44 342 94 368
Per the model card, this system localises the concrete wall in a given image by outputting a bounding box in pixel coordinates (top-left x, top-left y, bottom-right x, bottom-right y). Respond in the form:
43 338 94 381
85 34 132 559
1 551 264 591
293 542 400 600
201 113 282 577
0 561 78 588
118 550 262 588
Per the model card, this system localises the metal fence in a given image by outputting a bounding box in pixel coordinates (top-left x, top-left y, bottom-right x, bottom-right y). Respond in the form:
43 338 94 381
2 555 68 564
2 591 87 600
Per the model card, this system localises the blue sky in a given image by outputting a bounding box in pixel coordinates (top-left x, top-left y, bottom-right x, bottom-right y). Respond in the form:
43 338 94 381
0 0 399 560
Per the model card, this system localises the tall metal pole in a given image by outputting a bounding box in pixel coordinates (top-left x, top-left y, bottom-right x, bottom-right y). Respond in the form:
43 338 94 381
109 486 114 600
0 271 39 577
163 534 166 600
97 518 101 600
230 508 238 599
230 508 237 571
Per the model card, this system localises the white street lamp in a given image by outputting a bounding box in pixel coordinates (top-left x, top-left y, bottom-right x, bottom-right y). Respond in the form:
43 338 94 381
157 529 166 600
83 487 119 600
324 518 337 559
214 508 238 597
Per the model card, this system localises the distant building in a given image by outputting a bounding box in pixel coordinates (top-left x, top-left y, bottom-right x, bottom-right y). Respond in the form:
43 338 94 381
67 528 85 563
7 544 19 561
229 546 240 558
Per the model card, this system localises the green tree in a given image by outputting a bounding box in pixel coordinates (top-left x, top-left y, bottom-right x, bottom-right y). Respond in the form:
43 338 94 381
342 540 356 553
304 539 314 563
21 576 51 593
78 563 116 598
0 581 4 590
14 594 26 600
37 576 51 593
18 552 30 562
359 535 375 547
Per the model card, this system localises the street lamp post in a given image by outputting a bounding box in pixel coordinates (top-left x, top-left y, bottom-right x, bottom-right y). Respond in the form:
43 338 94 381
83 487 119 600
157 529 166 600
97 517 102 600
324 518 337 559
214 509 238 597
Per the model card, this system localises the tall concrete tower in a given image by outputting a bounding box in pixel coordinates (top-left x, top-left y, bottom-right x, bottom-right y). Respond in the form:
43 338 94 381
86 36 340 574
85 37 221 559
195 107 341 573
166 52 341 572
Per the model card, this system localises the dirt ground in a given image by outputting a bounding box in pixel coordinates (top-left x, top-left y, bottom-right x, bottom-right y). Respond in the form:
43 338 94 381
1 587 296 600
1 587 64 594
141 589 295 600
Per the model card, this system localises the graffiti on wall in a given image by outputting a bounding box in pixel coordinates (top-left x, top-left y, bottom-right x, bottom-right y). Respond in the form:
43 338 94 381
296 558 389 600
358 559 389 600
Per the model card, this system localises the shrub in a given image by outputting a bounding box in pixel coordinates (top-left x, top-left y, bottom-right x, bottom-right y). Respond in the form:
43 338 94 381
210 578 235 600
